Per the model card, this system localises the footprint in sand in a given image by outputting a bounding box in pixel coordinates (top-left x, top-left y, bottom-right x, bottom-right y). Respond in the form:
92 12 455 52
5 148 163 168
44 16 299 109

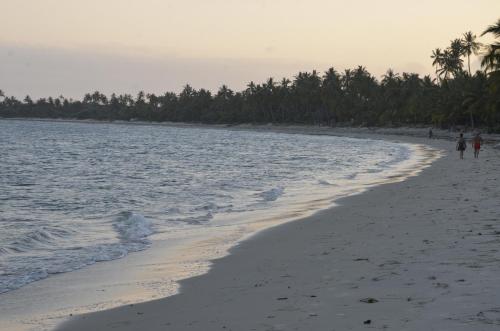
433 282 449 289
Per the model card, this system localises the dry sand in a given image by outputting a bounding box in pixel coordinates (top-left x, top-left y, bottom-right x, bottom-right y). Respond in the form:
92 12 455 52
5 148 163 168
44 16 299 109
56 132 500 331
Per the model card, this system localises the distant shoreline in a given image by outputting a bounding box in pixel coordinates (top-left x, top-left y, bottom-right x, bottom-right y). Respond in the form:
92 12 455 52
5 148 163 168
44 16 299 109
2 116 500 144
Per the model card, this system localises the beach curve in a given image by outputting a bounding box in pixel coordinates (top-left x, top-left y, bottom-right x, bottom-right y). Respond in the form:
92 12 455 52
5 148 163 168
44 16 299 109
53 131 500 331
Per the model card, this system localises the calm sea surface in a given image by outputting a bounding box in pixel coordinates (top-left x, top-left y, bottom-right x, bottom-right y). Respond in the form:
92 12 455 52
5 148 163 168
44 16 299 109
0 120 411 294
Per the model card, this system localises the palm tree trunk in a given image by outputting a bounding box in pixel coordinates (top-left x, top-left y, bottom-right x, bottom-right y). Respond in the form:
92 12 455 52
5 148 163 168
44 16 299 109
470 110 474 130
468 54 471 76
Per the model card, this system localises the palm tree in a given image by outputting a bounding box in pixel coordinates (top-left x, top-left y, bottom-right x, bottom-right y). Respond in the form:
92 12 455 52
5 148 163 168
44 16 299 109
380 69 402 125
481 19 500 73
277 78 291 122
216 85 234 100
437 49 451 80
341 69 353 91
246 81 256 94
462 71 489 129
437 41 465 80
481 43 500 72
265 77 276 91
481 18 500 38
24 95 33 105
280 78 291 89
450 38 465 70
321 68 342 125
461 31 482 76
431 48 444 80
381 68 401 87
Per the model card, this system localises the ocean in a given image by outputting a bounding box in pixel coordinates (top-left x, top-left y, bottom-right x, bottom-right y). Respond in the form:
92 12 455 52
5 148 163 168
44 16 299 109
0 119 414 294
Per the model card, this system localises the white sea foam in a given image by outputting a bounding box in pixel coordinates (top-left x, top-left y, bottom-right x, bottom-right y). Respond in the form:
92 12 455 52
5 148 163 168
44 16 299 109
114 212 154 243
172 213 214 225
258 187 285 202
0 212 154 293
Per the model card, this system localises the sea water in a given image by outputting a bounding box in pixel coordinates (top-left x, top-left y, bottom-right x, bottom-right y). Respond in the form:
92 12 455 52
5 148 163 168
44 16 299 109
0 119 413 296
0 119 429 331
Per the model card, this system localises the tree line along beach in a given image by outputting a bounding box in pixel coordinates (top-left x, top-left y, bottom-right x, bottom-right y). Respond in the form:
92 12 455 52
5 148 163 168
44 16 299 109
1 19 500 131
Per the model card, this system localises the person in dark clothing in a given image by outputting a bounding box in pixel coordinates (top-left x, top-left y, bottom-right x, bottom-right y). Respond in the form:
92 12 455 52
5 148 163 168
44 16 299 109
456 133 466 159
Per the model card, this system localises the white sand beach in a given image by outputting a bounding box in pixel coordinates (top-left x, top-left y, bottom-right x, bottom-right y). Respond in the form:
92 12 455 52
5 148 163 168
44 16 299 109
53 131 500 331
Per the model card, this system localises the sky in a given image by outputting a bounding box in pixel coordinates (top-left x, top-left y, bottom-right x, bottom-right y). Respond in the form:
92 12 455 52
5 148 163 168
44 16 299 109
0 0 499 99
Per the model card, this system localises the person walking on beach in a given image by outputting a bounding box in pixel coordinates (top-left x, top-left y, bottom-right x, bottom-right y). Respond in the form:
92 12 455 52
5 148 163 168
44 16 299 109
456 133 466 159
472 133 482 158
428 128 433 139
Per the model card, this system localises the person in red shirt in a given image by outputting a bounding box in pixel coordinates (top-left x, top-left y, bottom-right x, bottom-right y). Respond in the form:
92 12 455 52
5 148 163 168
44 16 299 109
472 133 483 159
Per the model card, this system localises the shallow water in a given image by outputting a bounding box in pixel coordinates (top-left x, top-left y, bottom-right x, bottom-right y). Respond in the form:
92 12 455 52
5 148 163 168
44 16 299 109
0 120 412 295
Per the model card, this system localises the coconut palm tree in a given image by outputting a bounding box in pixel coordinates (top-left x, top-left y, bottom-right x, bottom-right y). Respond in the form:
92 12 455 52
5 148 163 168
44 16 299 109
382 68 401 87
462 72 489 129
341 69 353 91
321 68 342 125
437 49 453 80
481 19 500 73
23 95 33 105
280 78 291 89
481 18 500 38
450 38 465 64
461 31 482 76
431 48 444 80
437 40 465 80
481 43 500 72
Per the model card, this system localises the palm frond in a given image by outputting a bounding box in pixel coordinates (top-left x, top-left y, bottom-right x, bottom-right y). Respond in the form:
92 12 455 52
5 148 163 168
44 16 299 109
481 19 500 38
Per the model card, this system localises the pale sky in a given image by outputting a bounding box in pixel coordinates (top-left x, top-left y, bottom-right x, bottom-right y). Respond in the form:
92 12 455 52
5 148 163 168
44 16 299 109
0 0 499 99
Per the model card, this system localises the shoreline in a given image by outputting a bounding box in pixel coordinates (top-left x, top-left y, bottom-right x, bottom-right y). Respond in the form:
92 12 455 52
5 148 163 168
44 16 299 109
3 116 500 144
56 132 500 330
0 121 437 331
53 133 491 330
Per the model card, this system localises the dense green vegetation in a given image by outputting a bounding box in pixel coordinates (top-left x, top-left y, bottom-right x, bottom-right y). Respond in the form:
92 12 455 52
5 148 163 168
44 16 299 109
1 19 499 130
